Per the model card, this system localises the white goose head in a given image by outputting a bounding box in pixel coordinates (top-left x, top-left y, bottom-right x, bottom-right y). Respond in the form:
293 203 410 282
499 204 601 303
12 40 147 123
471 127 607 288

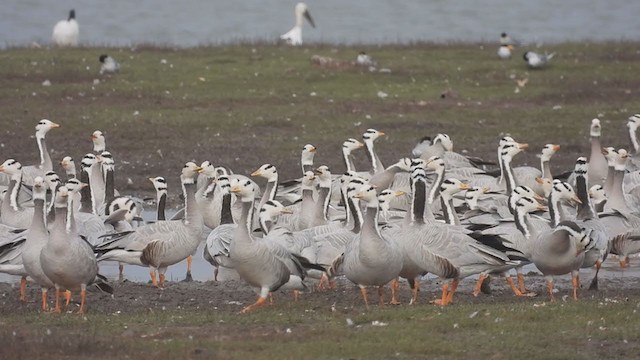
555 221 594 255
343 138 364 154
301 144 316 168
44 171 61 190
60 156 76 174
149 176 167 193
362 128 385 143
378 189 404 212
601 147 617 167
353 184 378 207
440 178 470 198
590 118 602 137
589 184 607 204
301 171 316 191
551 179 581 205
101 151 114 171
512 185 544 202
182 162 203 184
540 144 560 162
393 158 413 172
35 119 60 139
65 178 87 194
229 178 256 202
91 130 106 152
464 186 489 209
515 196 547 214
80 153 96 171
433 134 453 151
0 159 22 177
260 200 292 222
54 186 70 208
198 161 217 178
314 165 332 188
251 164 278 182
32 176 48 200
500 141 528 163
425 155 445 171
535 177 554 196
627 114 640 131
615 149 629 171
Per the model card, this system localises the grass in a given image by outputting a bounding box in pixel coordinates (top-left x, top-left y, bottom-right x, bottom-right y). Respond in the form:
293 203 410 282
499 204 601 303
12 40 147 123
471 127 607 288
1 297 639 359
1 42 639 200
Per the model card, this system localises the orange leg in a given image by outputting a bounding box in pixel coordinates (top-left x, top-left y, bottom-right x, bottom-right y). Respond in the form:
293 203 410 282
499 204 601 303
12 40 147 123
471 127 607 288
53 287 61 314
64 290 72 307
546 278 556 302
317 273 328 290
571 274 579 301
150 270 158 287
409 279 420 305
360 287 369 309
389 278 401 305
378 286 385 306
20 277 27 303
187 256 193 273
41 289 48 311
240 296 267 313
506 276 536 297
78 288 87 314
517 272 529 293
445 279 459 304
159 274 166 288
473 274 486 297
433 282 450 306
269 293 274 305
292 290 300 301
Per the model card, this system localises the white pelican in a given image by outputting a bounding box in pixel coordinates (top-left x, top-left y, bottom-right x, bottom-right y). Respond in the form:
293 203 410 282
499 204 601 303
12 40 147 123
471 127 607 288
280 3 315 46
52 9 79 47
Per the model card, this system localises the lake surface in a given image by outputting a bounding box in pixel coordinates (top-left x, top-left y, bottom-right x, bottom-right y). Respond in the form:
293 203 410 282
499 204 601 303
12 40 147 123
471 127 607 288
2 0 639 48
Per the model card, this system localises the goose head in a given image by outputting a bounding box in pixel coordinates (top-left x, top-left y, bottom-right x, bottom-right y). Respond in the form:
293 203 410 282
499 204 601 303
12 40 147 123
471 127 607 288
32 176 48 200
440 178 470 198
555 221 594 256
301 171 316 191
601 147 618 167
378 189 405 213
615 149 629 171
627 114 640 132
198 161 217 178
91 130 106 152
0 159 22 177
35 119 60 139
260 200 292 223
425 155 445 171
500 141 528 163
60 156 76 174
353 184 378 207
301 144 316 168
410 158 427 171
540 144 560 162
229 178 256 202
433 134 453 151
588 184 607 205
362 129 385 144
101 151 114 171
44 171 61 190
314 165 332 188
551 179 581 205
343 138 364 154
515 196 547 214
149 176 167 193
65 178 88 194
80 153 96 171
535 177 554 197
251 164 278 182
181 162 203 184
512 185 545 202
464 186 489 209
392 158 413 172
54 186 70 208
590 118 602 138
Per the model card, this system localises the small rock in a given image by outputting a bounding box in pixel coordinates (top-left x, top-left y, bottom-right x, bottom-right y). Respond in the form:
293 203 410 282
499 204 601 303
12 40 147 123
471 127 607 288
42 80 51 87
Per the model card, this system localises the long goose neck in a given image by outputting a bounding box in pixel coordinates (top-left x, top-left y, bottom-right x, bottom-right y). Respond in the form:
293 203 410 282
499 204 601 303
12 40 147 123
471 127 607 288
66 196 77 234
342 149 355 172
37 135 52 170
183 181 200 226
412 181 426 224
259 218 273 235
79 170 93 213
604 166 615 195
32 198 47 234
156 192 166 221
575 174 594 220
51 206 68 240
515 210 533 239
104 168 115 215
629 127 640 154
341 187 351 226
590 137 602 159
364 140 381 173
239 199 255 240
502 157 516 194
610 170 628 210
361 203 383 242
349 198 362 233
541 159 552 180
314 187 330 222
428 167 445 204
46 184 59 223
220 193 234 225
7 176 22 212
548 192 562 227
440 195 460 226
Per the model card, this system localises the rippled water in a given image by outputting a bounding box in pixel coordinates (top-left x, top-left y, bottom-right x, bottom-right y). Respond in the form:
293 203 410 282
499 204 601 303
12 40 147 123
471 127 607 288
2 0 640 48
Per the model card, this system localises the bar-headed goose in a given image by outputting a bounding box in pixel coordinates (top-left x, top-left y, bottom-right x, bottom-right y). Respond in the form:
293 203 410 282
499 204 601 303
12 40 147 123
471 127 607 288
22 119 60 185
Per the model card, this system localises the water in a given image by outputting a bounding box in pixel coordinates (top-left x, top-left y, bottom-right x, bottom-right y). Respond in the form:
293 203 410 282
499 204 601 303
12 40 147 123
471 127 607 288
2 0 639 48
